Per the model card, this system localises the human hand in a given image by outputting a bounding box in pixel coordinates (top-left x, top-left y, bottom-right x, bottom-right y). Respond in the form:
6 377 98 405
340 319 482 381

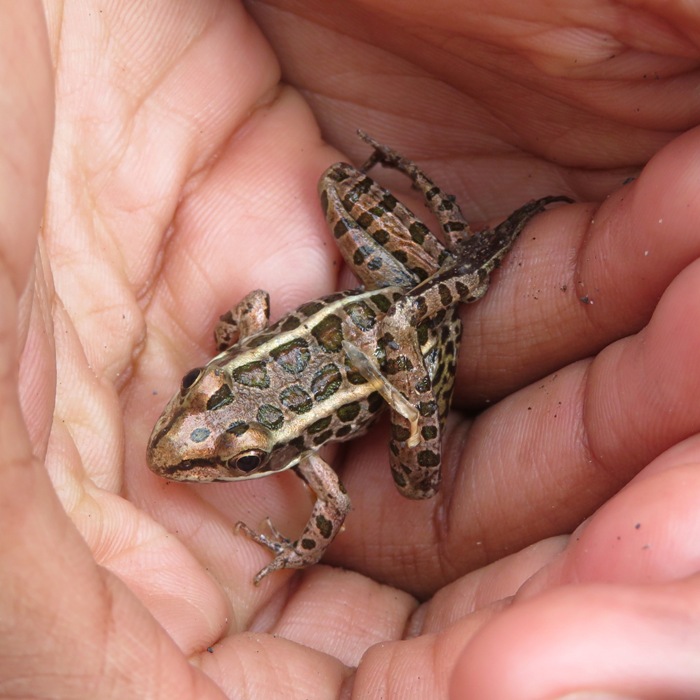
3 1 700 698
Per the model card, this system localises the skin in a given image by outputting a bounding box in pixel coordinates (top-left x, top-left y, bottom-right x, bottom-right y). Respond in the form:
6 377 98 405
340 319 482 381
3 0 700 697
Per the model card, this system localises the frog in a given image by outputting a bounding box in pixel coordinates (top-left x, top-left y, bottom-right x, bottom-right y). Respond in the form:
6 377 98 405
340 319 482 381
146 131 570 584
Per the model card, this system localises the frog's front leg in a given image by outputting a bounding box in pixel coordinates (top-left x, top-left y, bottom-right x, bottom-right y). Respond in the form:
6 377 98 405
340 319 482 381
380 310 450 499
214 289 270 351
235 453 351 584
342 334 447 500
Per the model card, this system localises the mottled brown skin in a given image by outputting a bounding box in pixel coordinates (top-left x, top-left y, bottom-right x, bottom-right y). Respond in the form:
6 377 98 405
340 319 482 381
147 132 570 583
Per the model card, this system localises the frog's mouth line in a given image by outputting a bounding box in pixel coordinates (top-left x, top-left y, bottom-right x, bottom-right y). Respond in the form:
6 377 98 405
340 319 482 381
161 458 292 482
158 458 214 477
162 458 237 482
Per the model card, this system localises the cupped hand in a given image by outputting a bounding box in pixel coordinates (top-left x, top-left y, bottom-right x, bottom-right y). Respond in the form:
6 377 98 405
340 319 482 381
3 1 700 698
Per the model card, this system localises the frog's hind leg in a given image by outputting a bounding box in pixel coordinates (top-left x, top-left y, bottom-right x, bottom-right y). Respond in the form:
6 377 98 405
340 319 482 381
357 130 474 253
319 167 419 289
320 157 458 288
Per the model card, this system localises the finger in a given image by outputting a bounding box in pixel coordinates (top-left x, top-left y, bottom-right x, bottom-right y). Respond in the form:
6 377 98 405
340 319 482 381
0 6 52 296
523 434 700 592
353 437 700 698
453 254 700 567
351 578 700 699
0 4 52 472
457 127 700 403
446 436 700 698
451 578 700 699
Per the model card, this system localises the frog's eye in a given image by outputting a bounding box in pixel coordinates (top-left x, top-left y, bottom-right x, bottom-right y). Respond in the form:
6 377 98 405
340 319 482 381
231 450 267 474
181 367 204 392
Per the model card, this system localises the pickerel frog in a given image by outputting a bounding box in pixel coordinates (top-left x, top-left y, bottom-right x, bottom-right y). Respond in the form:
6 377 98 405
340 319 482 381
147 132 570 584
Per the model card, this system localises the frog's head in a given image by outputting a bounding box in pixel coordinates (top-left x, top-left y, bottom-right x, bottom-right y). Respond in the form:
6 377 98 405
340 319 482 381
146 362 300 482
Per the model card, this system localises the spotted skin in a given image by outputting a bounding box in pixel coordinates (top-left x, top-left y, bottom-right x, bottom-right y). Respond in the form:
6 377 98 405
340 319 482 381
147 132 571 583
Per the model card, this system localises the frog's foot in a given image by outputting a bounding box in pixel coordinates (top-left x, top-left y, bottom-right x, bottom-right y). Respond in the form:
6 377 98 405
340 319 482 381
236 519 318 585
357 129 409 172
356 130 475 251
214 289 270 351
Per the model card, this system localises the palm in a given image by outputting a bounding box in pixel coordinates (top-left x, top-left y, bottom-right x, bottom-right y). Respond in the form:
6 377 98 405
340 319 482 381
5 1 700 697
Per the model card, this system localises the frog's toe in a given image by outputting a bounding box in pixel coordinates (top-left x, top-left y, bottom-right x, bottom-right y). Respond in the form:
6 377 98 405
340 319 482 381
237 519 311 584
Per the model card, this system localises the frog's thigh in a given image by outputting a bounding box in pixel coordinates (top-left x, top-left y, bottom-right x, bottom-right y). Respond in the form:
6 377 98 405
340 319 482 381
215 289 270 350
319 165 416 289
